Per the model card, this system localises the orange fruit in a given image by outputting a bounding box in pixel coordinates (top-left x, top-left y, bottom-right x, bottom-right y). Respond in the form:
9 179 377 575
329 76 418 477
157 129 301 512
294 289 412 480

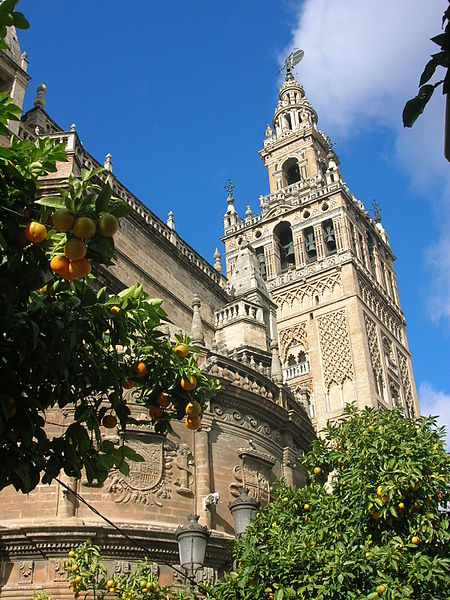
71 565 78 572
64 238 87 260
411 535 420 545
304 504 310 511
185 401 201 417
180 375 197 391
376 585 386 595
398 502 405 510
381 494 389 505
157 392 171 408
98 213 119 237
185 415 201 430
68 258 91 279
50 255 74 280
25 221 47 243
102 415 118 428
174 343 189 358
52 208 75 232
313 467 321 475
16 229 28 246
110 305 120 316
133 362 147 377
372 510 380 520
377 485 383 497
106 580 114 588
149 405 164 421
72 216 96 239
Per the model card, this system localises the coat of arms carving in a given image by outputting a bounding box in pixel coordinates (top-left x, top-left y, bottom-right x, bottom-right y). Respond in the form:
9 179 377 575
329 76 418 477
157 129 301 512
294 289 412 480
107 436 176 506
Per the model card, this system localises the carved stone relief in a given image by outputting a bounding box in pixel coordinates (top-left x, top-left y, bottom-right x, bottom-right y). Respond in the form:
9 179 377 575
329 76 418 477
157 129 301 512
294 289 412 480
52 559 68 582
174 443 194 497
358 277 403 343
18 561 34 584
212 405 282 444
106 436 177 506
364 312 382 378
229 441 275 504
279 322 307 362
397 351 415 417
273 272 342 313
317 308 354 389
114 561 133 576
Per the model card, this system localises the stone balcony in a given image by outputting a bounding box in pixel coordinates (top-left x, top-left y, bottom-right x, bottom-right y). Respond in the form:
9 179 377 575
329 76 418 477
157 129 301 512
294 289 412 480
283 361 310 382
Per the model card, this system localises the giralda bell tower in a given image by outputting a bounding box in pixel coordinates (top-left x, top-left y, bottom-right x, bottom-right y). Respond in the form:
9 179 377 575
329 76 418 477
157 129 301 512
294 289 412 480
221 54 419 432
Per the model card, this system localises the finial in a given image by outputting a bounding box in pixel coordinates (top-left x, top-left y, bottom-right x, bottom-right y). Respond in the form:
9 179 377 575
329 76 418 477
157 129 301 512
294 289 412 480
70 123 76 132
245 205 253 219
191 295 205 347
104 153 113 172
281 49 304 82
224 179 235 203
270 340 283 384
33 82 47 109
372 200 381 223
213 248 222 273
167 211 175 230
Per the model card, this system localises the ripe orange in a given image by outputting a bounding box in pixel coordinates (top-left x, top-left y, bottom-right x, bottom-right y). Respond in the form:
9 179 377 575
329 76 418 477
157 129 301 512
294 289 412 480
185 401 201 417
398 502 405 510
174 343 189 358
98 213 119 237
411 535 420 545
102 415 118 428
149 405 164 421
68 258 91 279
304 503 310 512
110 305 120 316
106 580 114 588
72 216 96 239
50 255 74 280
52 208 75 232
25 221 47 243
157 392 171 408
377 485 383 497
185 415 201 430
381 494 389 505
313 467 321 475
64 238 87 260
71 565 78 572
133 362 147 377
68 550 75 558
180 375 197 391
376 585 386 595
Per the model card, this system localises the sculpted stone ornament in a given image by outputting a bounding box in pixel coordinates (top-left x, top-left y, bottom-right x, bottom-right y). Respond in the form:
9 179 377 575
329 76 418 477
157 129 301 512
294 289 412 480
18 561 34 584
230 441 275 504
174 443 194 497
53 559 68 582
107 437 176 506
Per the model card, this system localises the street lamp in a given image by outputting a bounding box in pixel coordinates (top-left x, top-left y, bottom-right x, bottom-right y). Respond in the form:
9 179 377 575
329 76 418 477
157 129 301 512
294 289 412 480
175 514 209 575
228 487 260 537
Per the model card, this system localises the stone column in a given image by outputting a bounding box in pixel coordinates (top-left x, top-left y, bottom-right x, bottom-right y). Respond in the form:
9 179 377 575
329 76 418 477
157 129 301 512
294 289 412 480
194 425 212 528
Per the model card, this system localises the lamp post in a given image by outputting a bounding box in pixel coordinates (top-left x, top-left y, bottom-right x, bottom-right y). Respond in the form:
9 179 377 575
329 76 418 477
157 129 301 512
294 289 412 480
228 487 260 537
175 514 209 578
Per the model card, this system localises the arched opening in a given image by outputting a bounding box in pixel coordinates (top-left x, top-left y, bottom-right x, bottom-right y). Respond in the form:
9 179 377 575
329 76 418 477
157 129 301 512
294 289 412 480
282 158 301 187
274 221 296 272
304 226 316 262
322 219 336 254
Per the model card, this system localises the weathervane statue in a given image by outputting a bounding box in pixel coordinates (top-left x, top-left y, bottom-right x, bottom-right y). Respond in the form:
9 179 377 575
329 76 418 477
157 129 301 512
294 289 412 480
281 48 304 80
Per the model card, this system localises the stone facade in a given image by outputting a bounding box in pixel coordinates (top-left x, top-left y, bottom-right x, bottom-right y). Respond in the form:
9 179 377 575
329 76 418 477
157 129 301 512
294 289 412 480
0 32 418 598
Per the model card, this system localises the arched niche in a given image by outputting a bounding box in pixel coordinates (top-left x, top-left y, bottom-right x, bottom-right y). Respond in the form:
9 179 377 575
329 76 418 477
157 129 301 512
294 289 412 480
273 221 296 272
282 157 301 187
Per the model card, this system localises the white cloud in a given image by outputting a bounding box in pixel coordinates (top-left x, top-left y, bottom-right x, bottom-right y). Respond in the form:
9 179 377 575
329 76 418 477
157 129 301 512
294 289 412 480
288 0 450 322
419 382 450 449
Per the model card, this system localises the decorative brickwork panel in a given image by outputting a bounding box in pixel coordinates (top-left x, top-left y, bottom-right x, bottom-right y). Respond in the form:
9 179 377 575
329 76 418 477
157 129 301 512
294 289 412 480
358 276 403 343
397 351 415 417
279 322 307 362
317 309 354 389
273 273 342 313
363 313 382 377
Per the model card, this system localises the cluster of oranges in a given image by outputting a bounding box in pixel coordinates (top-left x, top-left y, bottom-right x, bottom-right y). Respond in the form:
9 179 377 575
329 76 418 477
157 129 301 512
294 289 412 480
49 208 118 280
105 577 122 595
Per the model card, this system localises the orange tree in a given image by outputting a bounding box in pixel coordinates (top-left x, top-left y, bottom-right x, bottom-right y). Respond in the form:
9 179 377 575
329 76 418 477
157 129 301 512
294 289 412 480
0 11 218 493
204 406 450 600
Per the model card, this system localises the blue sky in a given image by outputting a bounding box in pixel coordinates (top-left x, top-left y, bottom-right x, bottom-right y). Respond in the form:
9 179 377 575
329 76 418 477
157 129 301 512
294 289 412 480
19 1 449 443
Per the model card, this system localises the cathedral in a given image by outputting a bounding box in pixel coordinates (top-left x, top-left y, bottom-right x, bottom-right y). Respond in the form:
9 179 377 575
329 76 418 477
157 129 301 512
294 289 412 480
0 28 419 598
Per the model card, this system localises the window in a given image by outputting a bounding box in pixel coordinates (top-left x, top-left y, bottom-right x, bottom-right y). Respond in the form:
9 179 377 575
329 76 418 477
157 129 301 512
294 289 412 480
322 219 336 254
304 226 316 262
274 222 296 272
282 158 301 187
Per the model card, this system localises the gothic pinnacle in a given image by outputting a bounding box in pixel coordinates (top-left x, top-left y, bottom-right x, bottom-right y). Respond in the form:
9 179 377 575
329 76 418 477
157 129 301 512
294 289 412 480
33 82 47 109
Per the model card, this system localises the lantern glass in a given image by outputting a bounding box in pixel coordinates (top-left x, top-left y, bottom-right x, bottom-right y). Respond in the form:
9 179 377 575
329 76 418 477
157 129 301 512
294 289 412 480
176 514 208 572
229 487 260 537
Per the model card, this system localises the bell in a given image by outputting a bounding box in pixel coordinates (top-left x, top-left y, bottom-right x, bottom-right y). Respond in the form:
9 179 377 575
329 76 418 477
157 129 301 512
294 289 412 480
324 226 335 243
305 233 316 252
285 243 295 258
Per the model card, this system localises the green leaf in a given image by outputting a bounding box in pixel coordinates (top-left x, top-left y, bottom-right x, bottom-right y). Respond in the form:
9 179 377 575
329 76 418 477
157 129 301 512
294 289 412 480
34 196 67 209
403 85 435 127
419 57 440 87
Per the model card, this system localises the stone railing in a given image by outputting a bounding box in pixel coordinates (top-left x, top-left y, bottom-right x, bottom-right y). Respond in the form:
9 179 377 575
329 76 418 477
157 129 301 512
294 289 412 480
201 352 279 404
215 300 263 328
283 362 310 382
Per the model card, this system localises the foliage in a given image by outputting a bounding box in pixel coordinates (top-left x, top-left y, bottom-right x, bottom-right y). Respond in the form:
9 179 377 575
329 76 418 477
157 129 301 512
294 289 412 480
0 0 29 50
204 406 450 600
0 34 219 493
62 540 194 599
29 593 52 600
403 3 449 128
